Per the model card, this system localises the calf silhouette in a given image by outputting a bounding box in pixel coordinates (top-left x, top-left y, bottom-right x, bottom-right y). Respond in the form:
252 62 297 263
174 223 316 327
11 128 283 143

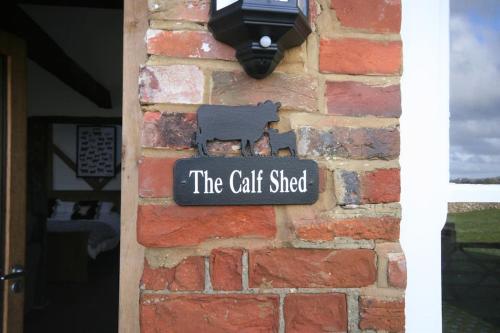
195 101 280 156
267 128 297 157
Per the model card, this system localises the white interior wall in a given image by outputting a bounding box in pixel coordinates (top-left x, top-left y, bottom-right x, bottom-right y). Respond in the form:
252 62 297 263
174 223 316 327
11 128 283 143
401 1 450 332
21 5 123 191
22 5 123 118
52 124 122 191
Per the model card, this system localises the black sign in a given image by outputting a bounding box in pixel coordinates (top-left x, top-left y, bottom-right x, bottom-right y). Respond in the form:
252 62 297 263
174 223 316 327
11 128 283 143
173 101 319 206
174 157 318 205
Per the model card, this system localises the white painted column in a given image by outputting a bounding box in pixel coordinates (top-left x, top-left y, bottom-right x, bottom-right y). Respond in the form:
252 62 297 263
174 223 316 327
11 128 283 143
401 1 449 332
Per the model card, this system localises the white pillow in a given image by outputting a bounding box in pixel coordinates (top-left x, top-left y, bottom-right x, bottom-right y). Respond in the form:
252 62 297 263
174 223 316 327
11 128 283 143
55 199 75 212
51 200 75 219
98 201 114 214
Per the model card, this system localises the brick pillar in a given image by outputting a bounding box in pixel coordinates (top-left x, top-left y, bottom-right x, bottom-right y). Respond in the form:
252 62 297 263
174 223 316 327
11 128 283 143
137 0 404 332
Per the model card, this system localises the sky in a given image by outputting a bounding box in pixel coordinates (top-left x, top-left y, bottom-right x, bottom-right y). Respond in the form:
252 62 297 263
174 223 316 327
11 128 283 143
450 0 500 179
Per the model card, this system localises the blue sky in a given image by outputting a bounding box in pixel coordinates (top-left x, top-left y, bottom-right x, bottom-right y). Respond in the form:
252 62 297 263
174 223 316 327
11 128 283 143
450 0 500 179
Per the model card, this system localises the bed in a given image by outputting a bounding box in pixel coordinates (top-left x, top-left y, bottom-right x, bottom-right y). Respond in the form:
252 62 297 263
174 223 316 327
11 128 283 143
47 212 120 259
47 198 121 259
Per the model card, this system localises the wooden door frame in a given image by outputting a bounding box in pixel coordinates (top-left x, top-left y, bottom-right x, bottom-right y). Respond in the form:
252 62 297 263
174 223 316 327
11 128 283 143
119 0 147 332
0 31 27 333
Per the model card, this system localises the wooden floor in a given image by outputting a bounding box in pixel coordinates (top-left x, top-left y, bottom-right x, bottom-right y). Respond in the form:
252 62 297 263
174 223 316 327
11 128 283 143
24 248 119 333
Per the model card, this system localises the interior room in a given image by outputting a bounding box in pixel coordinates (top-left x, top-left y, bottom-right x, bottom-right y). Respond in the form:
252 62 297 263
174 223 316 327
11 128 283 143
1 2 123 332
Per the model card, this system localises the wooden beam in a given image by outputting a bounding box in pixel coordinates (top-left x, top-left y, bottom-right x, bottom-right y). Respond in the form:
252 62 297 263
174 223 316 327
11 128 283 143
0 5 113 108
15 0 123 9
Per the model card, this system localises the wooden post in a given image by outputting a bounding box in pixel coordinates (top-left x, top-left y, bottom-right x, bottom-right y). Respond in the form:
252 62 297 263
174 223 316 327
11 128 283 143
119 0 147 332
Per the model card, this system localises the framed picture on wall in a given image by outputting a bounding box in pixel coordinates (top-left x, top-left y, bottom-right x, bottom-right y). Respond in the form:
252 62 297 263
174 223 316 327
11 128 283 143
76 125 116 178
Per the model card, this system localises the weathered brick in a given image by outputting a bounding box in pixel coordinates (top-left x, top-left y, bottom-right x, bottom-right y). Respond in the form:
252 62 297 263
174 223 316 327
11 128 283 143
141 111 271 155
139 65 204 104
137 205 276 247
360 168 400 203
138 157 177 198
320 38 402 75
142 112 196 149
147 29 234 61
297 127 400 160
140 294 279 333
326 81 401 117
388 252 407 289
331 0 401 33
206 136 271 156
211 71 318 112
334 170 361 205
210 248 243 291
150 0 209 23
141 257 204 291
285 294 348 333
334 168 400 205
249 248 376 288
293 215 400 241
309 0 320 27
359 297 405 332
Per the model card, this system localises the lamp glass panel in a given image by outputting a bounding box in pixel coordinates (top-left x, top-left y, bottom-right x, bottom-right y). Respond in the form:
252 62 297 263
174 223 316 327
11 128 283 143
217 0 239 10
297 0 307 16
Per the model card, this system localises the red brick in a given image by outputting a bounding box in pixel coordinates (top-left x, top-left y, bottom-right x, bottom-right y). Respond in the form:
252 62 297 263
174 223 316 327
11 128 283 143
211 71 318 113
388 252 407 289
359 297 405 332
320 38 402 75
210 248 243 291
139 65 204 104
141 257 204 291
285 294 347 333
151 0 209 23
142 112 196 149
140 294 279 333
326 81 401 117
334 169 400 205
294 216 400 241
249 248 376 288
360 168 400 203
139 157 176 198
137 205 276 247
147 30 234 61
331 0 401 33
297 126 400 160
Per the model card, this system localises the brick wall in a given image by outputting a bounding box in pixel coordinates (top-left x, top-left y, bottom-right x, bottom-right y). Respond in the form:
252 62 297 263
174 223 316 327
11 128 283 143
137 0 405 332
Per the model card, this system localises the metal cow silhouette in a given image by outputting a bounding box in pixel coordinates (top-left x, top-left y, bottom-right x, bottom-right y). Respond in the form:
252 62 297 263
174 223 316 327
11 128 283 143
195 101 280 156
267 128 297 157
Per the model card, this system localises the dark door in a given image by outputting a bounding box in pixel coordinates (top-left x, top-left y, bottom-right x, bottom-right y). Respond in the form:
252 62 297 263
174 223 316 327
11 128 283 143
0 31 27 333
0 52 6 333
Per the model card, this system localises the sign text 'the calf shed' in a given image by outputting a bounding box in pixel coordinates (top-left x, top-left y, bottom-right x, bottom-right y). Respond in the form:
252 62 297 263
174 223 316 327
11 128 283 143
173 101 319 206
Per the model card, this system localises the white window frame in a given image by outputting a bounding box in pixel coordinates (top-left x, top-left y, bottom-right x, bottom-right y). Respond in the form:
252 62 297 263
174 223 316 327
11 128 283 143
401 1 450 332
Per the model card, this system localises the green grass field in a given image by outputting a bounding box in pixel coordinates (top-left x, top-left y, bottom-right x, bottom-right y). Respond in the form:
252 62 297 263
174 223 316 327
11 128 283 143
447 208 500 256
448 208 500 243
443 208 500 329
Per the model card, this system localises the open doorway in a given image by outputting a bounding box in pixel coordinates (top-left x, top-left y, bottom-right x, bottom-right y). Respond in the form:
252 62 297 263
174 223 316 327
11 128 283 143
1 1 123 332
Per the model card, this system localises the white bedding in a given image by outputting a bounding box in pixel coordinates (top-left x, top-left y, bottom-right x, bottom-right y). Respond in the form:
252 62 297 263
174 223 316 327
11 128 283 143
47 212 120 259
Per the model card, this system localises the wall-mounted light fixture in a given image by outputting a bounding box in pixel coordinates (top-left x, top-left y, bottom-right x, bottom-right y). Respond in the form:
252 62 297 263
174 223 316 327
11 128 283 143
209 0 311 79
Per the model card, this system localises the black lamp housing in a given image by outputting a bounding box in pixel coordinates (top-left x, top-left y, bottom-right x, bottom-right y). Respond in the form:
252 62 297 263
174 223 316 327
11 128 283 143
209 0 311 79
